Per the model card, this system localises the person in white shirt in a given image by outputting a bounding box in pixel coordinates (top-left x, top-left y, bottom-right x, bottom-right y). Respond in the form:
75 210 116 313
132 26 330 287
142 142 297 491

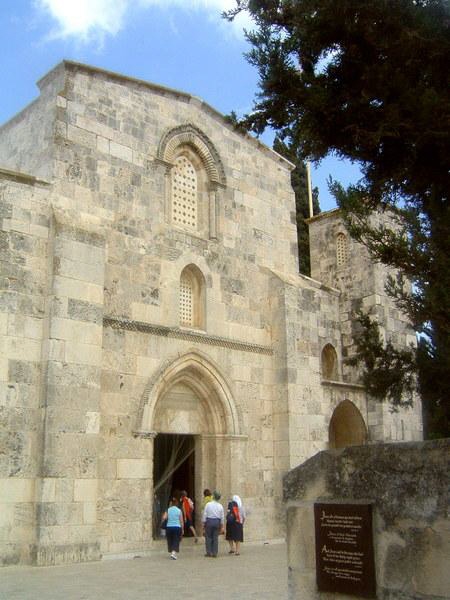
202 490 224 557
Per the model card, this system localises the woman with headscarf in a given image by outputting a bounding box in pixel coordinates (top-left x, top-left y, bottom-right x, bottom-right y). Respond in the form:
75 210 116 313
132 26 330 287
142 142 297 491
225 494 245 555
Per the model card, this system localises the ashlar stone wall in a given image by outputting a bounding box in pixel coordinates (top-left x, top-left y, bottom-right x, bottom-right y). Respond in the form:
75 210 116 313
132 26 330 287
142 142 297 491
0 69 63 182
308 211 422 443
0 61 423 566
0 169 50 565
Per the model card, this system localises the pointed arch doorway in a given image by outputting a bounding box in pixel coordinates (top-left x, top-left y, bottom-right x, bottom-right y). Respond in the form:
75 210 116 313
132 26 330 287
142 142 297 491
138 352 244 540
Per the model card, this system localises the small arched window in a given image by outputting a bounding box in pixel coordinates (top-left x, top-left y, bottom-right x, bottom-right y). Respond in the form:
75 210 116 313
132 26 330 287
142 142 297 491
336 233 349 267
179 264 205 329
321 344 338 380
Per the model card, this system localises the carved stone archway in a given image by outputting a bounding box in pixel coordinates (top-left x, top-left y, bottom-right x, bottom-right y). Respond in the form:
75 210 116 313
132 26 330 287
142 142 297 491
138 350 240 435
135 351 245 527
157 123 226 187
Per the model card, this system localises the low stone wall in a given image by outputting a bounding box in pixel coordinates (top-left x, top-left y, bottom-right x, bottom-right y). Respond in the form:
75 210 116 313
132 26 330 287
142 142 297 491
283 439 450 599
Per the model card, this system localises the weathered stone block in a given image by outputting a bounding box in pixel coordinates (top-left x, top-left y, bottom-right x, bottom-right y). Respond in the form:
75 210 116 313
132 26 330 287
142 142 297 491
64 341 102 366
82 502 97 525
110 141 132 162
42 433 98 478
37 478 56 503
8 360 40 385
73 479 97 502
53 277 103 305
37 502 83 527
34 541 101 565
67 299 103 324
116 459 151 479
0 478 35 503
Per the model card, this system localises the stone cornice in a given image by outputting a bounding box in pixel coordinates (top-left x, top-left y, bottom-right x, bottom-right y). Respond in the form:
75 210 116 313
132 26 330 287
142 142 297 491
305 208 341 224
104 316 273 356
0 167 50 187
321 379 365 391
200 433 249 441
132 430 157 439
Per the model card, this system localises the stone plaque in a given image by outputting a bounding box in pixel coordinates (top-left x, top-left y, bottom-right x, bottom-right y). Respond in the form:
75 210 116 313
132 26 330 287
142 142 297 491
314 503 376 598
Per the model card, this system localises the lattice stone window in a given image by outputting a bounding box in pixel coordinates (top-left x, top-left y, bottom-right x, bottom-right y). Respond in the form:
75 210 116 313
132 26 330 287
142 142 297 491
172 156 197 229
180 273 194 327
336 233 349 267
179 264 206 329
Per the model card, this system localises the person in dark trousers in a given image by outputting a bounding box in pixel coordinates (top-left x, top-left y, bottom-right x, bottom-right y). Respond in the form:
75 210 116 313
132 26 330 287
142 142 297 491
226 495 245 555
202 490 224 558
162 497 184 560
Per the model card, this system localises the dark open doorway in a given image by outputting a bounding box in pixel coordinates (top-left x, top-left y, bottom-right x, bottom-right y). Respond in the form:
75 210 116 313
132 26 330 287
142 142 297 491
152 433 195 539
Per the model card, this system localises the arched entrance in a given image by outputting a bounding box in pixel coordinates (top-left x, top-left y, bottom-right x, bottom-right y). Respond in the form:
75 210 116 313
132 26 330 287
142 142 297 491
152 378 215 538
137 351 242 539
329 400 368 449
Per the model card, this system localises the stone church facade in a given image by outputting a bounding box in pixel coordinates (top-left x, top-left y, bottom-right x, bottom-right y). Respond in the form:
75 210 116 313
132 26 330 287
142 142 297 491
0 62 422 566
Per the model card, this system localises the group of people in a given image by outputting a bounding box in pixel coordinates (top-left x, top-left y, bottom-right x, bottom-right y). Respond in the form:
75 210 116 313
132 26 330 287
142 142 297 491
162 488 245 560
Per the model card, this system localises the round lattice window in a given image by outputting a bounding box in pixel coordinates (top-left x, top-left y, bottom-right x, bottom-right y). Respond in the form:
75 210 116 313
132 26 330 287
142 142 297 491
172 156 198 229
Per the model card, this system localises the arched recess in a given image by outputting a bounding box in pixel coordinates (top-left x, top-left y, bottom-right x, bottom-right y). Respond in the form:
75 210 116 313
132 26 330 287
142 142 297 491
157 123 226 239
329 400 368 449
321 343 339 380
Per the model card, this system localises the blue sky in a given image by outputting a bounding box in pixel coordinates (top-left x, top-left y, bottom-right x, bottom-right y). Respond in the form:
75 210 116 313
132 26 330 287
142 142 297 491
0 0 362 211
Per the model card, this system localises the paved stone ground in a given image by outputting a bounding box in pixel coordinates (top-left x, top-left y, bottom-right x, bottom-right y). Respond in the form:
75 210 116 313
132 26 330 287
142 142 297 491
0 540 287 600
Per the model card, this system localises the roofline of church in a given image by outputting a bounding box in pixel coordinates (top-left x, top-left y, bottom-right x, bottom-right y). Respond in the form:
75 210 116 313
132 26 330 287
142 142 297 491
37 60 295 171
305 208 341 224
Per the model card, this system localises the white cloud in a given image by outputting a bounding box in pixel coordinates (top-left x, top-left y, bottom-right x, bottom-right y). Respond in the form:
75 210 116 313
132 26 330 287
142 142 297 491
36 0 129 40
36 0 253 42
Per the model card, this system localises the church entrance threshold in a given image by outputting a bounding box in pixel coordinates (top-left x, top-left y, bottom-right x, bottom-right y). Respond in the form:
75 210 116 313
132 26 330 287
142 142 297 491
152 433 195 539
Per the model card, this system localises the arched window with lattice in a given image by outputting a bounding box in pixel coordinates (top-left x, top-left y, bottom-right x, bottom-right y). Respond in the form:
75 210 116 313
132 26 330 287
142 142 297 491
179 264 206 329
336 232 349 267
172 156 198 230
158 125 226 239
